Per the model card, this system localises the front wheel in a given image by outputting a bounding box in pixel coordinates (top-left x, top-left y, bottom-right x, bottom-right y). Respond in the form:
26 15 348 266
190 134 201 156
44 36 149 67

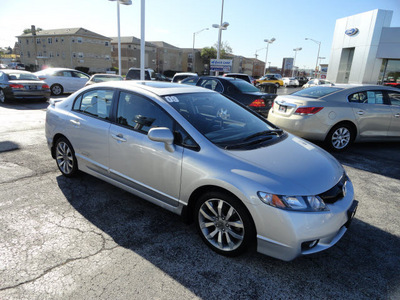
325 124 354 151
55 137 78 177
195 191 255 256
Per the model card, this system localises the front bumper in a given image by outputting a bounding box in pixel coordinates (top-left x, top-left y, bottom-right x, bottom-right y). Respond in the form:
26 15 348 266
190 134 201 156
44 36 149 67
251 181 357 261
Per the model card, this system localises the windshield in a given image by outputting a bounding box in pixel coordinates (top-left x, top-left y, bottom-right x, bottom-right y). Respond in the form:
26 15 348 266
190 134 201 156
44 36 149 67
230 80 260 93
292 86 342 99
7 73 39 81
164 92 283 149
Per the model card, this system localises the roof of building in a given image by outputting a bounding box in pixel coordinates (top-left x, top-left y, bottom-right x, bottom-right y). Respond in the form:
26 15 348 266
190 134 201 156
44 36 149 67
110 36 156 47
149 41 180 49
17 28 111 40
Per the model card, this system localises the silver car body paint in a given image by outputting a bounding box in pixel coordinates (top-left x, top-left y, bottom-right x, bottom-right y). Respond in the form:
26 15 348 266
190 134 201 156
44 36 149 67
46 81 356 261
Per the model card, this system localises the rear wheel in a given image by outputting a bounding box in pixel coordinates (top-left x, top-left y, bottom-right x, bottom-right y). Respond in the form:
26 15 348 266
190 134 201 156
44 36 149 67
55 137 78 177
195 191 255 257
0 89 7 103
51 84 63 96
325 124 354 151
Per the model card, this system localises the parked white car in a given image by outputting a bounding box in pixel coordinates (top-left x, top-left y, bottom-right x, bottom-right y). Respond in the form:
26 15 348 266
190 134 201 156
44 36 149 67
282 77 299 87
302 79 333 89
35 68 90 95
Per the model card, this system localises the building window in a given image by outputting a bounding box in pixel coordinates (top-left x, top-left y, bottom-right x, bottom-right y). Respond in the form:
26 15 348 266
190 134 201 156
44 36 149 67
105 41 109 46
49 52 54 58
27 51 30 58
61 37 64 43
77 37 82 43
56 52 60 57
78 52 84 58
26 39 29 45
48 38 52 44
55 38 58 43
72 52 76 58
72 38 75 43
36 38 41 44
379 59 400 85
105 55 111 61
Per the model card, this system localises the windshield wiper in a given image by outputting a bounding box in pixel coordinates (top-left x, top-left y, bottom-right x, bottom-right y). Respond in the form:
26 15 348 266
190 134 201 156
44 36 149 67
224 136 274 150
243 129 283 141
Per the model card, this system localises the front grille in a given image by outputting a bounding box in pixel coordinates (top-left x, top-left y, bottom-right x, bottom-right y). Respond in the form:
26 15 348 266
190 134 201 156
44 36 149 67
318 175 347 204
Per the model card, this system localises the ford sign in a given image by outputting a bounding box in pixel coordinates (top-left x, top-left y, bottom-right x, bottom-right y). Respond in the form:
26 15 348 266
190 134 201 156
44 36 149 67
345 28 359 36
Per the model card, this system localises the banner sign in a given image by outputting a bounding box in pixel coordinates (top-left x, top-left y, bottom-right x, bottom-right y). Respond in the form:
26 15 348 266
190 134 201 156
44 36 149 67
210 59 232 72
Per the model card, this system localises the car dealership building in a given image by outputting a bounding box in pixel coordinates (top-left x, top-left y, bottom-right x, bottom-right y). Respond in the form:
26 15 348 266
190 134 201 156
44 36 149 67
327 9 400 85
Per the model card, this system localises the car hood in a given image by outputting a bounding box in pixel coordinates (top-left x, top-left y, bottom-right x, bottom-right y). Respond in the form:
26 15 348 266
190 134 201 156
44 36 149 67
226 135 344 196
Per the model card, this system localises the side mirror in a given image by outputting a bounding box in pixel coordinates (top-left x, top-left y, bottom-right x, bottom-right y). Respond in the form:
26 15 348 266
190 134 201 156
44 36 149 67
148 127 175 152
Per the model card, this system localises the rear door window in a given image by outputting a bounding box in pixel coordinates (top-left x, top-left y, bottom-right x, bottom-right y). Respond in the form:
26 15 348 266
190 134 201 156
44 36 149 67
73 89 115 120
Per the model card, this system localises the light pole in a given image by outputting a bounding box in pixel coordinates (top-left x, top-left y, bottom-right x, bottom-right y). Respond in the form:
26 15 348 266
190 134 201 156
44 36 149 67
305 37 321 78
109 0 132 76
192 27 208 73
264 38 275 75
292 47 302 77
212 0 228 75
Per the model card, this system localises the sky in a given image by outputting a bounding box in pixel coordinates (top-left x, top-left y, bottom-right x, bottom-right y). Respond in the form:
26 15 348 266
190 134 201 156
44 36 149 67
0 0 399 69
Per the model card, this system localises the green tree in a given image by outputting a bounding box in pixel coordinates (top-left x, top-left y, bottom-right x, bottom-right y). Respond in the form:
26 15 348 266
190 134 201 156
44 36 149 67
23 28 43 34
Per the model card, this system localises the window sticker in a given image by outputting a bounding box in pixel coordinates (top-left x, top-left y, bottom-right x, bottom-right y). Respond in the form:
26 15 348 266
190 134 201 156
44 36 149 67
165 96 179 103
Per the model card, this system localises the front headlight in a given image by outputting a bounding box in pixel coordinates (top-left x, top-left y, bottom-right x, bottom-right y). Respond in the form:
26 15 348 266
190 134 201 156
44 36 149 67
257 192 328 212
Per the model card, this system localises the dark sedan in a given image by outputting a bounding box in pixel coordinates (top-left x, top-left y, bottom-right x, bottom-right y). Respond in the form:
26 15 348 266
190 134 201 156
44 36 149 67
0 70 50 103
181 76 276 117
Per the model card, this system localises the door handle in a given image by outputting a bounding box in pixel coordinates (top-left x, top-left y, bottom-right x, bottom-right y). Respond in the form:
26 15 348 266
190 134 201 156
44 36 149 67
111 133 127 142
357 111 365 115
70 119 80 126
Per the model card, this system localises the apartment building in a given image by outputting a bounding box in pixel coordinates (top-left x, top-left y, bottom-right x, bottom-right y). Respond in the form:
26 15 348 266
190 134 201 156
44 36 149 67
17 26 112 72
110 36 157 75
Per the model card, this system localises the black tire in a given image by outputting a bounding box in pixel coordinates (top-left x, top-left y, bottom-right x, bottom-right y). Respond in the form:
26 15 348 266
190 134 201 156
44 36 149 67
325 123 354 152
0 89 7 103
51 84 63 96
194 191 255 257
275 83 280 88
55 137 78 177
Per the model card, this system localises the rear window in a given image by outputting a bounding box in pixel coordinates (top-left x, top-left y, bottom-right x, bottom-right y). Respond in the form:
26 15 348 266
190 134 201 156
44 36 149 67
230 80 260 93
7 73 39 81
292 86 343 99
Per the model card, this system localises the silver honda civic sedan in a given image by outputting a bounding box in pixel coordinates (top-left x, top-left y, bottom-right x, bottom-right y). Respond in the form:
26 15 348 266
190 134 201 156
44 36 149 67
45 81 358 261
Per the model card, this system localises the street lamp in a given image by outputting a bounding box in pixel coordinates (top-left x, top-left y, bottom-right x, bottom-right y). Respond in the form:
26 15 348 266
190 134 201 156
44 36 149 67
109 0 132 76
192 27 208 73
212 0 228 75
305 37 321 78
264 38 276 74
292 47 302 77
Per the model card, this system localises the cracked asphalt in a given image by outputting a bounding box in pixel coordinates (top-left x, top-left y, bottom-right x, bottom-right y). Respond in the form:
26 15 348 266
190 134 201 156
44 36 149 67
0 94 399 300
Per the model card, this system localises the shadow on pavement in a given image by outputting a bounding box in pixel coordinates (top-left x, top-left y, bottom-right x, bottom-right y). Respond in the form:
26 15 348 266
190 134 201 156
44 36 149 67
57 172 400 299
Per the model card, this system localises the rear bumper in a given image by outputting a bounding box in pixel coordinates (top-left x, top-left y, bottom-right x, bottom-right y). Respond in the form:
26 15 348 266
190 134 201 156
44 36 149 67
6 89 50 100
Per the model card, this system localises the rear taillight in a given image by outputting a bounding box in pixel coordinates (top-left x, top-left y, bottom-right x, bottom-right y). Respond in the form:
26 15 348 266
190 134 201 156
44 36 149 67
39 77 46 80
9 84 24 89
249 99 266 107
42 84 50 89
294 107 323 115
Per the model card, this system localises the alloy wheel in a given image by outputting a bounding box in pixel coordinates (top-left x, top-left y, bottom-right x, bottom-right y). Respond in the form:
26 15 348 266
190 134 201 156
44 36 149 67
331 127 351 150
198 198 245 252
56 141 75 175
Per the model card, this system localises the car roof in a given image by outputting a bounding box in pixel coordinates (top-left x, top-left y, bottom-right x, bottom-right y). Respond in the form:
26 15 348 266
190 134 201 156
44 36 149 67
88 80 213 96
173 72 197 77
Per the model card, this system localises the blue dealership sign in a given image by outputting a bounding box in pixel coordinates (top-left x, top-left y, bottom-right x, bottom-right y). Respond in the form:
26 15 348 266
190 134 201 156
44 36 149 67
345 28 359 36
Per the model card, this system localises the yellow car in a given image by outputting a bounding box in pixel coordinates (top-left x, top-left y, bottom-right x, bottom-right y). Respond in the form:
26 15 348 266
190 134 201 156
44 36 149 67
256 74 284 88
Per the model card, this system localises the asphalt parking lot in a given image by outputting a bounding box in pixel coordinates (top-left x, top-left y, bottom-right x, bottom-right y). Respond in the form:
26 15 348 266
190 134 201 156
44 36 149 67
0 91 399 299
